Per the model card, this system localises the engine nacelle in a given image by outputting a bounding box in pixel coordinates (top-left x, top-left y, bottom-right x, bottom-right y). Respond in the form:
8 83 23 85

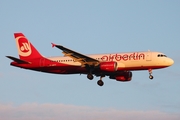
99 61 117 72
109 71 132 82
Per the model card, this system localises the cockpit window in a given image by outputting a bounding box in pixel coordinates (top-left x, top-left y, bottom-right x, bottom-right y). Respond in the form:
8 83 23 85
157 54 167 57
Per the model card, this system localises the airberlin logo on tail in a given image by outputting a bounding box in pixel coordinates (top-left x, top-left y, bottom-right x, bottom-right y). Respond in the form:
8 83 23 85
20 43 30 51
16 36 32 57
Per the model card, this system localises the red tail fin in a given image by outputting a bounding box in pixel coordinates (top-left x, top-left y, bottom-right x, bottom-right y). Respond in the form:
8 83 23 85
14 33 43 60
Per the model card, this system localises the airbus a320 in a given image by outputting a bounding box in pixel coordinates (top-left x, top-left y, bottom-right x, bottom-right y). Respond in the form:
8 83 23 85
7 33 174 86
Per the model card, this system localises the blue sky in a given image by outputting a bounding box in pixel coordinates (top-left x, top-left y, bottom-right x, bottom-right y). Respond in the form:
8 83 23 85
0 0 180 119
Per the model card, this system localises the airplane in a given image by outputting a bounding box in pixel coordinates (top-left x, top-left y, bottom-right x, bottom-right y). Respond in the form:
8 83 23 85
6 33 174 86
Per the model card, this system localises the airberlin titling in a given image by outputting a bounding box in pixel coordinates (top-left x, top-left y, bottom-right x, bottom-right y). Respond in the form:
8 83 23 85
101 53 145 61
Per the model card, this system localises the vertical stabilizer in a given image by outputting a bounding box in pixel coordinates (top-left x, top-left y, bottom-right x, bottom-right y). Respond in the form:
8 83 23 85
14 33 43 60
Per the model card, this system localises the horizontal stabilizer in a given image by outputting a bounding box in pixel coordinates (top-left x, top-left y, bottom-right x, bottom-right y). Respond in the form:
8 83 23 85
6 56 30 64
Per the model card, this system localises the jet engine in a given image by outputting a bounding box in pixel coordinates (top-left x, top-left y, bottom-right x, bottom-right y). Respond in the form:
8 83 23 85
99 61 117 72
109 71 132 82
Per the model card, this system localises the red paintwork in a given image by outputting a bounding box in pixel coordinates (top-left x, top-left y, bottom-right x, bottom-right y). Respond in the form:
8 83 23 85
115 76 131 81
99 61 117 72
51 43 56 48
15 33 43 60
102 53 145 61
10 58 87 74
114 71 132 81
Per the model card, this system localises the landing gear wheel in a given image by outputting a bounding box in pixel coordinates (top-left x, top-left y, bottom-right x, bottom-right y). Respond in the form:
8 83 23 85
148 69 154 80
97 80 104 86
149 75 153 79
87 74 94 80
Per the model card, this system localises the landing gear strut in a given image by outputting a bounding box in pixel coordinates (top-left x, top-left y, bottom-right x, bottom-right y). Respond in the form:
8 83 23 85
97 76 104 86
86 65 95 80
148 69 154 79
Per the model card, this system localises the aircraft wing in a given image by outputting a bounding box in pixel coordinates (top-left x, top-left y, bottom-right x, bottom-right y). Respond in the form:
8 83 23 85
52 43 99 66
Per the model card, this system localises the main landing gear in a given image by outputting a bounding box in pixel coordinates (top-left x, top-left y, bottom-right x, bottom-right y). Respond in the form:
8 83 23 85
97 76 104 86
87 66 94 80
87 74 104 86
148 69 154 80
87 73 94 80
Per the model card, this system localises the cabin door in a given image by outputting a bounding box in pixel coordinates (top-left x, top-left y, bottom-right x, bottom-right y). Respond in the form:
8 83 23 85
146 52 152 61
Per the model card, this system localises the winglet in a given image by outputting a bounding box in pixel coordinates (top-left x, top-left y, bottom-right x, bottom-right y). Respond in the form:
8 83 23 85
51 43 56 48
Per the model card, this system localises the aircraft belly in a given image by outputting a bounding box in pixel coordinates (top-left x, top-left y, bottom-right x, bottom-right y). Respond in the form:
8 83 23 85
37 65 86 74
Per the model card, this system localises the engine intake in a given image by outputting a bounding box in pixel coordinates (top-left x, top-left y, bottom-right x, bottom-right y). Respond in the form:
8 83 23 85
99 61 117 72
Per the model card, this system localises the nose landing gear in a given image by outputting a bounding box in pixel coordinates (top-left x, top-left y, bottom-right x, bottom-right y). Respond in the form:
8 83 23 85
149 74 153 79
148 69 154 79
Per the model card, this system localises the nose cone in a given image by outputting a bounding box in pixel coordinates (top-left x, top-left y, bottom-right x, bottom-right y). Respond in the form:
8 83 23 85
168 58 174 66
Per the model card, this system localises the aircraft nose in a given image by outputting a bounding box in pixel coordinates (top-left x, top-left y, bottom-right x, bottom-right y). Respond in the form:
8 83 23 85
168 58 174 66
